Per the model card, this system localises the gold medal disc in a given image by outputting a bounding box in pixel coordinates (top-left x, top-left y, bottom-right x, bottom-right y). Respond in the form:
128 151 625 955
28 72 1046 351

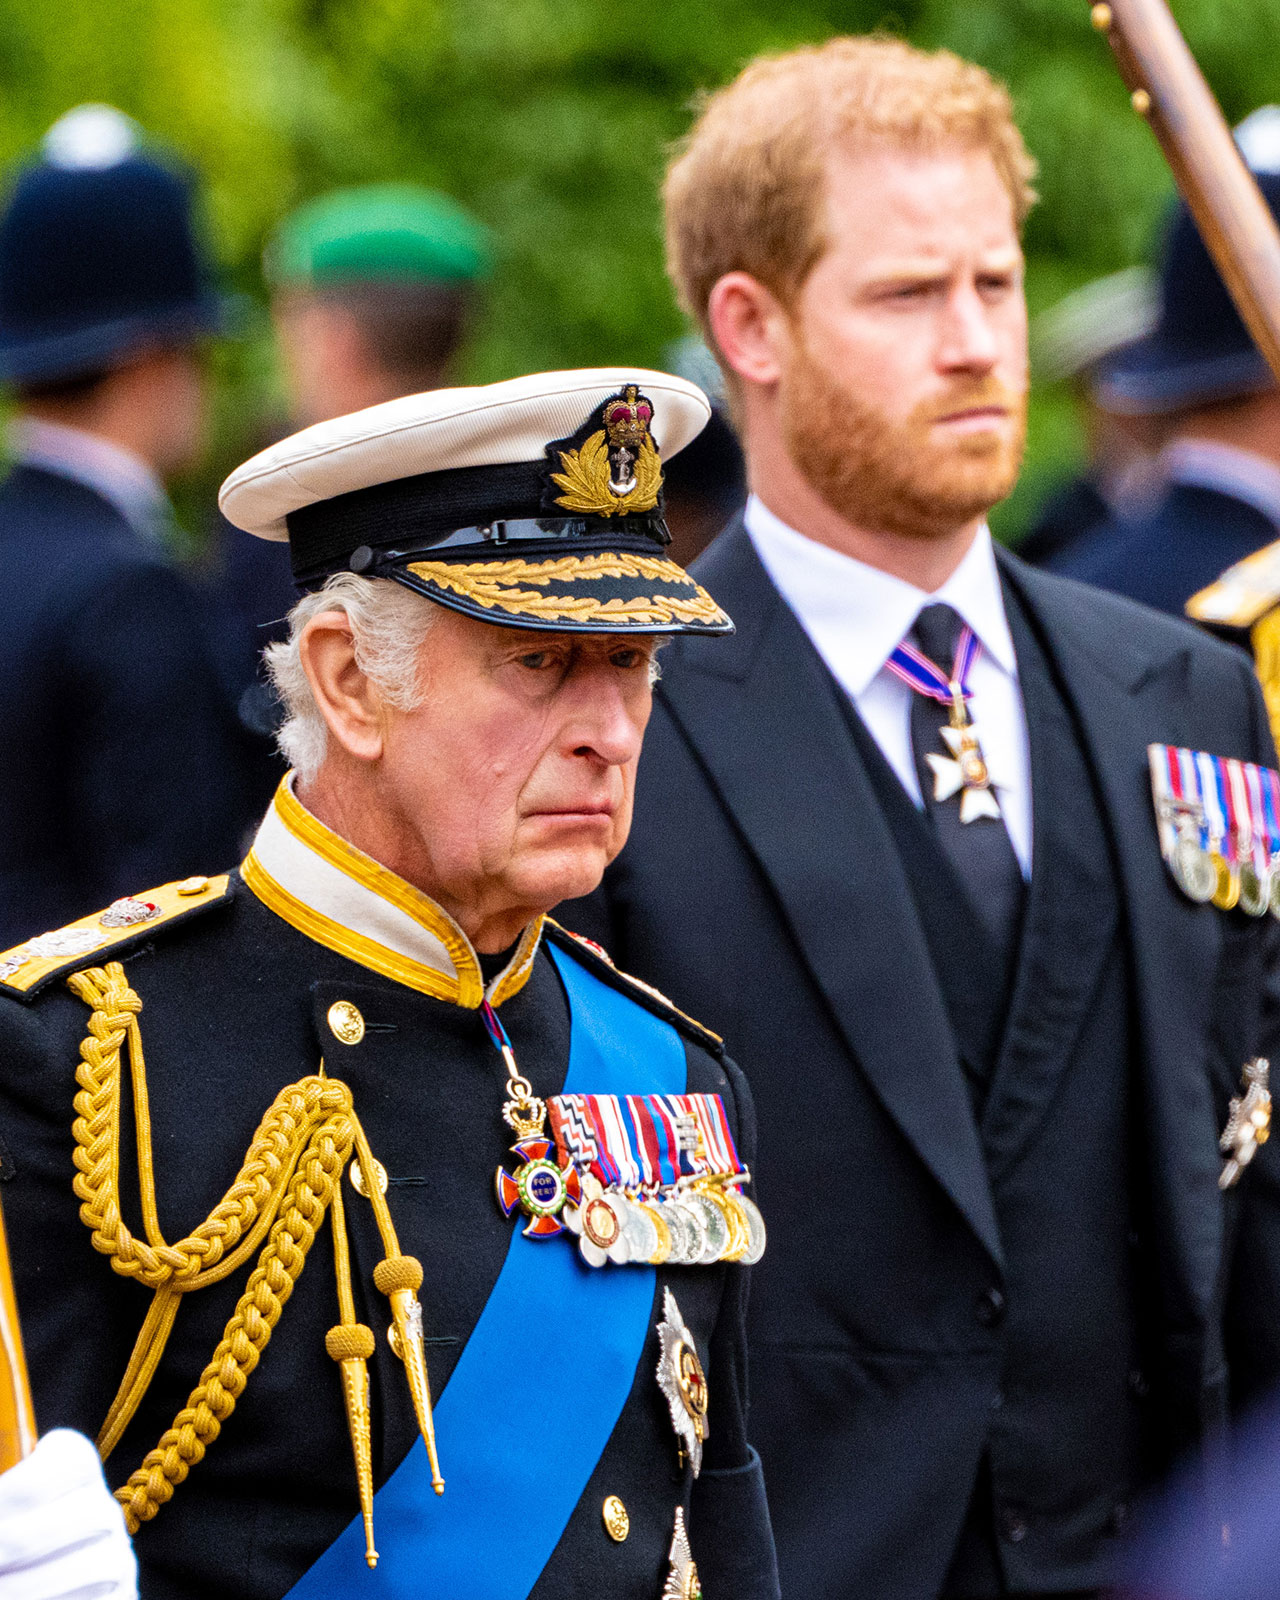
1211 854 1241 911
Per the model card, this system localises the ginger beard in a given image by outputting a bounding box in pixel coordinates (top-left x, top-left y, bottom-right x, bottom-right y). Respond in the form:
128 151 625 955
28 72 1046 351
780 335 1027 543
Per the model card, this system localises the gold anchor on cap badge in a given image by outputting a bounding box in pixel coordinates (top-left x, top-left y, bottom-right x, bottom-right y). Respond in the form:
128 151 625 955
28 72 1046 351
549 385 663 517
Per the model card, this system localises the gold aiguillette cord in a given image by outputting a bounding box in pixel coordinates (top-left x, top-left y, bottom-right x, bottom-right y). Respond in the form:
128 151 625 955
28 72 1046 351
348 1115 446 1497
327 1176 379 1568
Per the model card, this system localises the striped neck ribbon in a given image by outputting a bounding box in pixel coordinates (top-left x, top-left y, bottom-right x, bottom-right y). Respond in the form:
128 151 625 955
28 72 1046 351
886 623 982 706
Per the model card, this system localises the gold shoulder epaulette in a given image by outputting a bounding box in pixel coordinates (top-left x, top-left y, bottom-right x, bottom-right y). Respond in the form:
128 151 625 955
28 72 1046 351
0 875 232 999
1187 538 1280 629
546 919 723 1049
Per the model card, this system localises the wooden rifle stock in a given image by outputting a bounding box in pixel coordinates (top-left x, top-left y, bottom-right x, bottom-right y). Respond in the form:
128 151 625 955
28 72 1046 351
1091 0 1280 384
0 1195 35 1470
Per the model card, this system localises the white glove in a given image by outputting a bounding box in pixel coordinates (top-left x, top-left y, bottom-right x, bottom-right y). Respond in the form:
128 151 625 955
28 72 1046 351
0 1430 137 1599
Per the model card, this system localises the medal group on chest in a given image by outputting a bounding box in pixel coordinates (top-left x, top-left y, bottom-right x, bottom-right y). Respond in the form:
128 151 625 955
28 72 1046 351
484 1000 765 1270
1150 743 1280 917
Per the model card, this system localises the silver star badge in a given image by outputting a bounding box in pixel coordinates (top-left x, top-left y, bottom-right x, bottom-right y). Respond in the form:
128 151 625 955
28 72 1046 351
656 1287 709 1476
661 1508 703 1600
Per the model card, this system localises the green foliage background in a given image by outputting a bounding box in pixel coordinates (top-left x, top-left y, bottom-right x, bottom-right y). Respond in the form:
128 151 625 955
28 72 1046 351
1 0 1277 541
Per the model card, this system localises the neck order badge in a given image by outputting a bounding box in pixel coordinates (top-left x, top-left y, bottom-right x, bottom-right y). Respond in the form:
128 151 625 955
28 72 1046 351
284 942 686 1599
886 626 1003 823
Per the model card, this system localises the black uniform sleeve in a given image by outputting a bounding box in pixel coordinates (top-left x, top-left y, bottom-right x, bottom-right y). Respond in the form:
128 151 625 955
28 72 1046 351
59 559 255 895
691 1049 780 1600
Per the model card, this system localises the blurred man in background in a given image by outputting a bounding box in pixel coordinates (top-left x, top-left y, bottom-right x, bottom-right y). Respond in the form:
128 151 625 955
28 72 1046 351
1017 266 1163 566
208 182 491 800
0 105 252 946
266 182 490 427
1046 110 1280 615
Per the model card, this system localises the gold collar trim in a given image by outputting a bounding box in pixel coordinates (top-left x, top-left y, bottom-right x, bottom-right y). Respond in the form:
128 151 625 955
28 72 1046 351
242 777 542 1008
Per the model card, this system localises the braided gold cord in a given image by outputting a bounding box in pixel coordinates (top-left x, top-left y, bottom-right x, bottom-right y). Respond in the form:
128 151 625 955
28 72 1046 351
66 962 436 1542
70 966 321 1292
114 1105 354 1532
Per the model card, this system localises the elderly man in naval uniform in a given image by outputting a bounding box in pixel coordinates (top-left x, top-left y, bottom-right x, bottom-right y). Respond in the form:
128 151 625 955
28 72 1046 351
0 369 778 1600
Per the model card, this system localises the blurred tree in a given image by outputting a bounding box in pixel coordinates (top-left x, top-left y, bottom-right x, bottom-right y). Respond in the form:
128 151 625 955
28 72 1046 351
0 0 1276 539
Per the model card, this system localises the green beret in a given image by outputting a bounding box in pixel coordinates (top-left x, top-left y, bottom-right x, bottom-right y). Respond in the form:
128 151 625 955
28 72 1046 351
265 183 490 289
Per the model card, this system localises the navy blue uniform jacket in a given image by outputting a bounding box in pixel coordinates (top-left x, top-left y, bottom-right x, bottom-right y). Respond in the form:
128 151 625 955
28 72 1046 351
0 463 255 945
1047 480 1277 617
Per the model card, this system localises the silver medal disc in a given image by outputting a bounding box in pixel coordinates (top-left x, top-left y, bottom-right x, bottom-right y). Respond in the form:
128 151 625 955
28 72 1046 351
620 1195 659 1264
1172 835 1217 903
1240 862 1271 918
736 1193 768 1265
659 1199 699 1265
687 1192 729 1264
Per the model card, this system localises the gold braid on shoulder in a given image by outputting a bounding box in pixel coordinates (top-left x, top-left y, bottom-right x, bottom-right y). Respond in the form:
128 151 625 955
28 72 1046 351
67 961 444 1568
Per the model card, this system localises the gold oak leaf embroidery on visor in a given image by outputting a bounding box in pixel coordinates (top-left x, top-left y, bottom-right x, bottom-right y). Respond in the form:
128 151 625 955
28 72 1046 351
550 429 663 517
405 553 729 627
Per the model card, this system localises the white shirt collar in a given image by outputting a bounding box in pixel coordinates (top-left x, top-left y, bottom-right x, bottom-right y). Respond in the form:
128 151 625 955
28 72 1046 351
8 416 170 540
743 493 1017 694
1160 438 1280 531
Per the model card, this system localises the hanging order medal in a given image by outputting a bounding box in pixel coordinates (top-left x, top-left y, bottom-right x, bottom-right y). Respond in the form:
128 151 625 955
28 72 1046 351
885 624 1003 824
483 1000 765 1269
1149 744 1280 917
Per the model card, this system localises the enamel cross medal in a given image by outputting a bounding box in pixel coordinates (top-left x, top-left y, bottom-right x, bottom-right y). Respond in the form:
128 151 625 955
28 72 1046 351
485 1000 581 1237
887 622 1003 825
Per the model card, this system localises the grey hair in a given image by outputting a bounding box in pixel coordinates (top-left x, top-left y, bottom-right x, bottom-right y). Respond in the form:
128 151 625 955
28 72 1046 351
264 573 438 784
264 572 671 784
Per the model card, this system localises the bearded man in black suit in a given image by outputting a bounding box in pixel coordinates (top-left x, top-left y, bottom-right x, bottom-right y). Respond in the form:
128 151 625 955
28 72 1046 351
562 36 1280 1600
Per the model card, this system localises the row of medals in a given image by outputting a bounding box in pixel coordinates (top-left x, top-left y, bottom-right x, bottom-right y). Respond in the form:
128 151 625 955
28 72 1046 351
565 1170 766 1270
1167 810 1280 917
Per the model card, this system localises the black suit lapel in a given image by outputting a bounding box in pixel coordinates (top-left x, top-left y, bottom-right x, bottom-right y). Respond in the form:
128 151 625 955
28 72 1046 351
998 552 1225 1317
665 522 1002 1266
979 585 1119 1177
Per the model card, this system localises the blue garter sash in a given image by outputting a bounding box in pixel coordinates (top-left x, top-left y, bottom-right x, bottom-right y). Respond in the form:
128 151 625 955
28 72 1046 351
285 942 686 1598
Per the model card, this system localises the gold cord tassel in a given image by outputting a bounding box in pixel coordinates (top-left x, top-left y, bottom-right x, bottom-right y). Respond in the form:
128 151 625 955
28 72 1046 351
349 1115 444 1494
372 1254 444 1494
326 1178 378 1568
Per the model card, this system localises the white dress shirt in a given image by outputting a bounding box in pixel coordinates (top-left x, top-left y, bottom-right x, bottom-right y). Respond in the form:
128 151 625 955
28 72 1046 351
8 416 171 542
744 494 1033 875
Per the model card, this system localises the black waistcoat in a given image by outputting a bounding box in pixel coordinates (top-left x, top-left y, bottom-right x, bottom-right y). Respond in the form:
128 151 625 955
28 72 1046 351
835 585 1149 1595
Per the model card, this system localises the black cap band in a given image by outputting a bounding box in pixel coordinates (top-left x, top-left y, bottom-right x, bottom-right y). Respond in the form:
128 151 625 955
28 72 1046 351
285 457 669 585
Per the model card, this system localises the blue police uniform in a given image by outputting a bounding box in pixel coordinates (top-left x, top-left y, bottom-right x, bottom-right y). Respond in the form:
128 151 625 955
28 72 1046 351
1046 170 1280 614
0 110 254 944
0 457 253 945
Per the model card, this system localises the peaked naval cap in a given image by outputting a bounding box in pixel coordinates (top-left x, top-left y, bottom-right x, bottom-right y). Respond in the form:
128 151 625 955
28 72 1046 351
218 368 734 635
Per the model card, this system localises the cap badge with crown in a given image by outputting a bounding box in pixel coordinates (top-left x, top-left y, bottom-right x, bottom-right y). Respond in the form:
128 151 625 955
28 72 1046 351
549 384 663 516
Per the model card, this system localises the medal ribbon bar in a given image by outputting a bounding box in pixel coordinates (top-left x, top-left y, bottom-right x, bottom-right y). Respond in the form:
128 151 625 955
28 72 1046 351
1149 742 1280 916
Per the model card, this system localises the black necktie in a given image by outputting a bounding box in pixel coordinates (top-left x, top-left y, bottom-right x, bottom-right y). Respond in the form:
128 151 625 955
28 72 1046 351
907 602 1026 979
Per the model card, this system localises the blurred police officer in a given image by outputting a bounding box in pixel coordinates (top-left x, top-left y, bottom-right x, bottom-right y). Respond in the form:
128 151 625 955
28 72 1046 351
0 105 252 946
209 183 492 798
1018 267 1163 567
1047 109 1280 614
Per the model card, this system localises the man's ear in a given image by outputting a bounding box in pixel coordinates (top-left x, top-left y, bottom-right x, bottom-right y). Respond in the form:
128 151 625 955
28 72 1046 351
706 271 792 389
297 610 385 763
